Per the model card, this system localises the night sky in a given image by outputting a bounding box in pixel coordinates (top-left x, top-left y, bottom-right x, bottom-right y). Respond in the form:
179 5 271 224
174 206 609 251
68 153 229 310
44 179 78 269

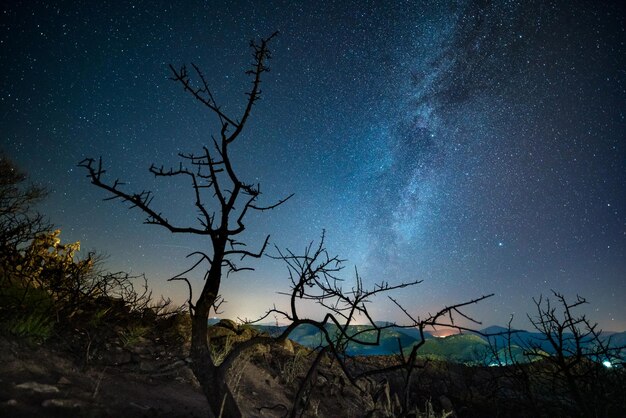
2 1 625 330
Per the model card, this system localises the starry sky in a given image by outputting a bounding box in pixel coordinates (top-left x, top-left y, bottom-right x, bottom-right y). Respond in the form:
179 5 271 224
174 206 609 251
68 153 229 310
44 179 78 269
2 0 625 330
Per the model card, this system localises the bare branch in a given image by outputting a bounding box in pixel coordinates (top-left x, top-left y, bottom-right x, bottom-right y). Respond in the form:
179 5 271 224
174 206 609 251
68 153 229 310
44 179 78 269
78 158 212 235
168 64 239 128
224 235 270 259
167 276 194 312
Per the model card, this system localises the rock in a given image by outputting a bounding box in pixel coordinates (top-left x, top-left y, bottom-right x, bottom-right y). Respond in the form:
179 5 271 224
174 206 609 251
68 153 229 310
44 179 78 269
207 326 236 339
279 338 294 354
57 376 72 385
167 359 186 369
438 395 455 415
216 319 238 331
139 361 160 372
5 399 18 406
100 348 132 365
130 344 153 355
42 398 83 409
239 327 257 340
15 382 60 393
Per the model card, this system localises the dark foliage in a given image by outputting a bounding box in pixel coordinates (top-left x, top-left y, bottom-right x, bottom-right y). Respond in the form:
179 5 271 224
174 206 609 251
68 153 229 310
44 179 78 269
486 292 626 417
0 155 50 276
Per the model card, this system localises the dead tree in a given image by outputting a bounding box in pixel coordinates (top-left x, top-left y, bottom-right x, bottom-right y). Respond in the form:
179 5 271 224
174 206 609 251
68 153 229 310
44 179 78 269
358 292 494 416
485 291 625 417
233 232 422 417
79 32 289 417
521 291 625 417
227 232 493 417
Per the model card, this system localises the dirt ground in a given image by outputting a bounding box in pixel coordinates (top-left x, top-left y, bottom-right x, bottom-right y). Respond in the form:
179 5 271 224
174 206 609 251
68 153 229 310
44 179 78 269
0 335 209 417
0 334 374 418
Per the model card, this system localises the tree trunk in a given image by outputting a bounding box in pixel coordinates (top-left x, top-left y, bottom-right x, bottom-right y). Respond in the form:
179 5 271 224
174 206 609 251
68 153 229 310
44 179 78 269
191 355 241 417
189 248 242 418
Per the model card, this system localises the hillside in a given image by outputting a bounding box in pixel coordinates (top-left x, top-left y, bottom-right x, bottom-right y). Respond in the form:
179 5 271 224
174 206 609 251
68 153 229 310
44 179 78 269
411 334 489 364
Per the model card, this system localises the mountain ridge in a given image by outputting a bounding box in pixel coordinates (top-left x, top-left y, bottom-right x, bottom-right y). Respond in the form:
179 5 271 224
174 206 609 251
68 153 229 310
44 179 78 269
218 320 626 363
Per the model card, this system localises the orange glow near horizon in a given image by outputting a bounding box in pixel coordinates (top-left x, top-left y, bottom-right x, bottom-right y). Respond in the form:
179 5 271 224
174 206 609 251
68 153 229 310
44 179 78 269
428 328 460 338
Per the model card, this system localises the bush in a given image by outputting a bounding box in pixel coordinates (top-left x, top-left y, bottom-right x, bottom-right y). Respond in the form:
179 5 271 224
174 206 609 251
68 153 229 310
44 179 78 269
0 156 186 356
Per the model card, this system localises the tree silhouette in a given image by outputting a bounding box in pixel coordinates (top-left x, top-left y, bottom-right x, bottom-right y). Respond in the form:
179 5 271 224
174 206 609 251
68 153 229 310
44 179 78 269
487 291 626 417
523 292 625 417
80 32 291 417
79 33 494 417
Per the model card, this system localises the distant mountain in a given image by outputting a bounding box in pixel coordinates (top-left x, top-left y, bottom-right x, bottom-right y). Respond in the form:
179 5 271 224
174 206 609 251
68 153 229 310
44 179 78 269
477 329 624 355
251 323 429 356
479 325 514 335
390 326 435 341
605 331 626 347
217 319 624 364
411 334 490 364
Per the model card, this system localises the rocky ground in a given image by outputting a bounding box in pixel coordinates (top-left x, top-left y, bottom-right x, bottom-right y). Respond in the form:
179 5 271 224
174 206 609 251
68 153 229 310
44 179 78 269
0 333 208 417
0 317 526 418
6 317 614 418
0 320 388 418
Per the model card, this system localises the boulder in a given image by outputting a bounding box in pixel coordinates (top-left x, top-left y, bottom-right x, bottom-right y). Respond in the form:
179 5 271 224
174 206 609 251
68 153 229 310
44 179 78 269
207 326 236 339
216 319 238 331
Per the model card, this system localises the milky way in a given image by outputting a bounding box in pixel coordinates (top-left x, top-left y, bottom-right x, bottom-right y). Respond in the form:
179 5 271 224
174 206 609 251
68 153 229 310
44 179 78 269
2 0 624 329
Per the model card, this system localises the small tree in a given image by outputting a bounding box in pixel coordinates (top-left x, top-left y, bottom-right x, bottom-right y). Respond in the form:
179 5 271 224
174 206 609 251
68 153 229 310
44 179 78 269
217 232 491 417
240 233 422 417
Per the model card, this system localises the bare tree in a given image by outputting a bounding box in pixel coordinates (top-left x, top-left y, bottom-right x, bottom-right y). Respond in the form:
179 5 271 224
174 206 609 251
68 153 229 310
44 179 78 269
523 291 625 417
386 294 493 415
229 232 493 417
242 232 423 417
80 32 290 417
487 291 626 417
